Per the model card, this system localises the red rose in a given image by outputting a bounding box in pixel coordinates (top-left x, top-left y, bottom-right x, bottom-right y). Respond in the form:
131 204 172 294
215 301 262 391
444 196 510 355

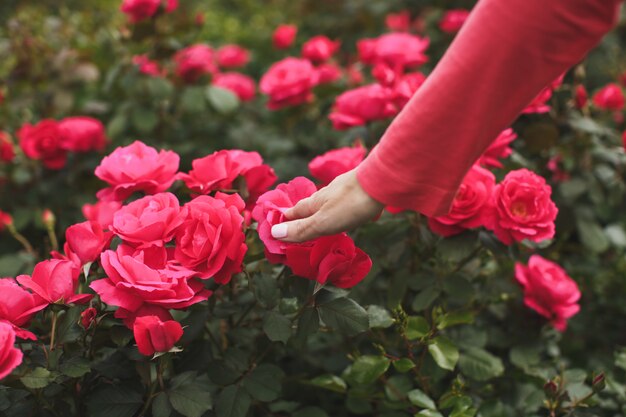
80 307 97 329
90 245 211 317
515 255 580 331
251 177 318 262
357 39 378 65
17 259 91 305
385 11 411 32
592 83 625 111
174 193 247 283
58 116 107 152
120 0 178 23
522 86 553 114
212 73 256 101
65 221 114 266
110 193 182 248
17 119 68 170
485 169 558 245
575 85 588 109
439 9 470 33
82 200 122 230
316 63 342 84
132 55 164 77
393 72 426 109
0 322 23 381
116 304 174 329
428 164 495 237
369 33 429 69
0 132 14 163
0 279 47 340
285 234 372 289
272 24 297 49
301 36 340 63
94 141 180 202
329 84 397 130
260 57 319 110
477 128 517 169
308 144 366 186
0 211 12 232
174 44 218 83
216 45 250 68
133 315 183 356
372 63 398 87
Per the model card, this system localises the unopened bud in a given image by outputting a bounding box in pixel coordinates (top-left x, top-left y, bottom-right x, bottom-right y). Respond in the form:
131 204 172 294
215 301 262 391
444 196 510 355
543 380 558 398
42 209 55 228
591 372 606 392
0 211 12 231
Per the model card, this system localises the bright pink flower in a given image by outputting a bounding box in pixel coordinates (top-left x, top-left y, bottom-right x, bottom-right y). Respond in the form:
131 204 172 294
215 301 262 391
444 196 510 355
346 64 364 86
393 72 427 108
17 259 91 305
173 44 218 83
546 155 570 183
477 128 517 169
308 144 366 186
0 279 47 340
366 33 430 69
428 164 495 237
133 315 183 356
515 255 580 331
485 169 558 245
132 55 164 77
65 221 114 266
80 307 97 329
592 83 625 111
385 10 411 32
116 304 173 329
212 73 256 101
120 0 178 23
0 322 23 381
0 132 14 163
216 45 250 68
110 193 182 248
357 39 378 65
272 24 297 49
0 212 12 232
316 63 342 84
301 36 340 63
522 86 553 114
260 57 319 110
439 9 470 33
372 63 398 87
329 84 397 130
17 119 67 170
94 141 180 202
82 201 123 230
58 116 107 152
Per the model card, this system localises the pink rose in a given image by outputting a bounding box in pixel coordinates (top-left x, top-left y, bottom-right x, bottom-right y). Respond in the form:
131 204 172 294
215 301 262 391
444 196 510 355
357 39 378 65
0 279 47 340
515 255 580 331
428 164 495 237
592 83 625 111
385 11 411 32
301 36 340 63
260 57 319 110
346 64 364 86
94 141 180 202
174 193 247 283
439 9 470 33
393 72 426 109
0 132 14 163
308 144 366 186
272 24 297 49
17 119 67 170
370 33 430 69
174 44 218 83
316 63 342 84
216 45 250 68
0 322 23 381
58 116 107 152
116 304 174 329
17 259 91 305
82 200 123 230
132 55 164 77
477 128 517 169
65 221 114 266
485 169 558 245
133 315 183 356
120 0 178 23
329 84 397 130
212 73 256 102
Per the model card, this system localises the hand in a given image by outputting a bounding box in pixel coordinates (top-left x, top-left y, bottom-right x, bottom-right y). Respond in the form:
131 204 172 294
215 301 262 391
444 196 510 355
270 169 384 242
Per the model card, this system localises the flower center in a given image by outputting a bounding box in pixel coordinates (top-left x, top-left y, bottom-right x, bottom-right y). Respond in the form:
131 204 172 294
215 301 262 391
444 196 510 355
511 201 527 217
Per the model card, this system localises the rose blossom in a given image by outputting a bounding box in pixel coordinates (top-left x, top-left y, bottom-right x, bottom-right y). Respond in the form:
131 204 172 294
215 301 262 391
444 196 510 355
133 315 183 356
58 116 107 152
80 307 97 329
329 84 397 130
120 0 178 23
0 279 47 340
17 259 92 305
477 128 517 168
260 57 319 110
393 72 427 109
439 9 470 33
368 33 430 69
65 221 114 266
0 132 14 163
132 55 164 77
216 45 250 68
116 304 174 329
0 211 12 232
485 169 558 245
272 24 297 49
174 44 218 83
515 255 580 331
17 119 67 170
301 36 340 63
212 73 256 102
94 141 180 201
385 10 411 32
82 200 123 230
308 143 366 186
316 63 342 84
251 177 318 262
592 83 625 111
357 39 378 65
372 63 398 87
428 164 495 237
0 322 23 381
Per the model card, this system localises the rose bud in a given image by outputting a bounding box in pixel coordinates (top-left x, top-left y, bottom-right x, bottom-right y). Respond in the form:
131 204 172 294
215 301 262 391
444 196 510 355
133 315 184 356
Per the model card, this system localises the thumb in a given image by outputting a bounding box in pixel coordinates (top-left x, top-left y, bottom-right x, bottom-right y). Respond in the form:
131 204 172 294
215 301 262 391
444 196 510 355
284 195 319 220
271 217 319 243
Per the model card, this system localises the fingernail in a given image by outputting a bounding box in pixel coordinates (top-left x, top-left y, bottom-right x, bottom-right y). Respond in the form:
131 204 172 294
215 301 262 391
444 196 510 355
271 223 288 239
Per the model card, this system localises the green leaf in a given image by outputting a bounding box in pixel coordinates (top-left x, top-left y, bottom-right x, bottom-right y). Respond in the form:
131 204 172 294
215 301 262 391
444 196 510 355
509 345 541 369
106 113 127 139
384 374 412 402
346 355 390 386
263 312 292 343
576 216 610 253
85 385 143 417
437 311 475 330
181 87 208 113
253 273 279 309
367 305 394 328
412 287 441 312
168 373 213 417
206 86 240 114
406 316 430 340
318 297 369 336
309 374 347 393
437 233 478 263
131 107 158 133
152 392 172 417
295 307 320 342
146 77 174 100
415 410 444 417
243 364 284 402
408 389 437 410
292 406 329 417
60 356 91 378
428 337 459 371
20 367 53 389
392 358 415 373
215 385 251 417
458 347 504 381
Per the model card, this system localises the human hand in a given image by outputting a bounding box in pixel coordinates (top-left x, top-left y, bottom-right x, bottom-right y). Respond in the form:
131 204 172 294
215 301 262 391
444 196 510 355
270 169 384 242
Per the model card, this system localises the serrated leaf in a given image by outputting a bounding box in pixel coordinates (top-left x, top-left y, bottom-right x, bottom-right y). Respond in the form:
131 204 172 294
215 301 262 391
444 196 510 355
85 385 143 417
458 347 504 381
309 374 347 393
168 375 213 417
152 392 172 417
20 367 53 389
428 337 459 371
408 388 437 410
367 305 394 328
346 355 390 386
60 356 91 378
263 312 291 343
318 297 368 336
215 385 251 417
243 364 284 402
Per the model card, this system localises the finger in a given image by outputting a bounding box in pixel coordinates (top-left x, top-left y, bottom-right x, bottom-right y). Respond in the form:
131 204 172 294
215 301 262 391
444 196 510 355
283 195 320 220
271 217 320 243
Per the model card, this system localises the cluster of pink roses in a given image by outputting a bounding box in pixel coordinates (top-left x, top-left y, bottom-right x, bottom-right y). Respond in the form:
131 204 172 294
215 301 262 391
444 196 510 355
120 0 178 24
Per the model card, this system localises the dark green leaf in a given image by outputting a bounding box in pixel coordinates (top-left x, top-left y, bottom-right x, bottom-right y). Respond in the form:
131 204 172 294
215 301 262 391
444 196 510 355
131 107 158 133
309 374 347 393
408 389 437 410
428 337 459 371
152 392 172 417
168 373 213 417
253 273 279 309
60 356 91 378
263 312 292 343
458 347 504 381
367 305 394 328
437 311 475 330
318 297 368 336
242 364 284 402
85 385 143 417
392 358 415 373
20 367 53 389
215 385 251 417
412 287 441 312
346 355 390 386
292 406 329 417
406 316 430 340
181 87 208 113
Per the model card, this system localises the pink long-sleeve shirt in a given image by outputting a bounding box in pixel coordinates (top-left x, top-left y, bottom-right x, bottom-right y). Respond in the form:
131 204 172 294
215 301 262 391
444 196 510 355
356 0 621 217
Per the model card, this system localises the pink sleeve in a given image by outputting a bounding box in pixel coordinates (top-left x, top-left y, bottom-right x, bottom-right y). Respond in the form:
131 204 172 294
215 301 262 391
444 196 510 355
356 0 620 217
